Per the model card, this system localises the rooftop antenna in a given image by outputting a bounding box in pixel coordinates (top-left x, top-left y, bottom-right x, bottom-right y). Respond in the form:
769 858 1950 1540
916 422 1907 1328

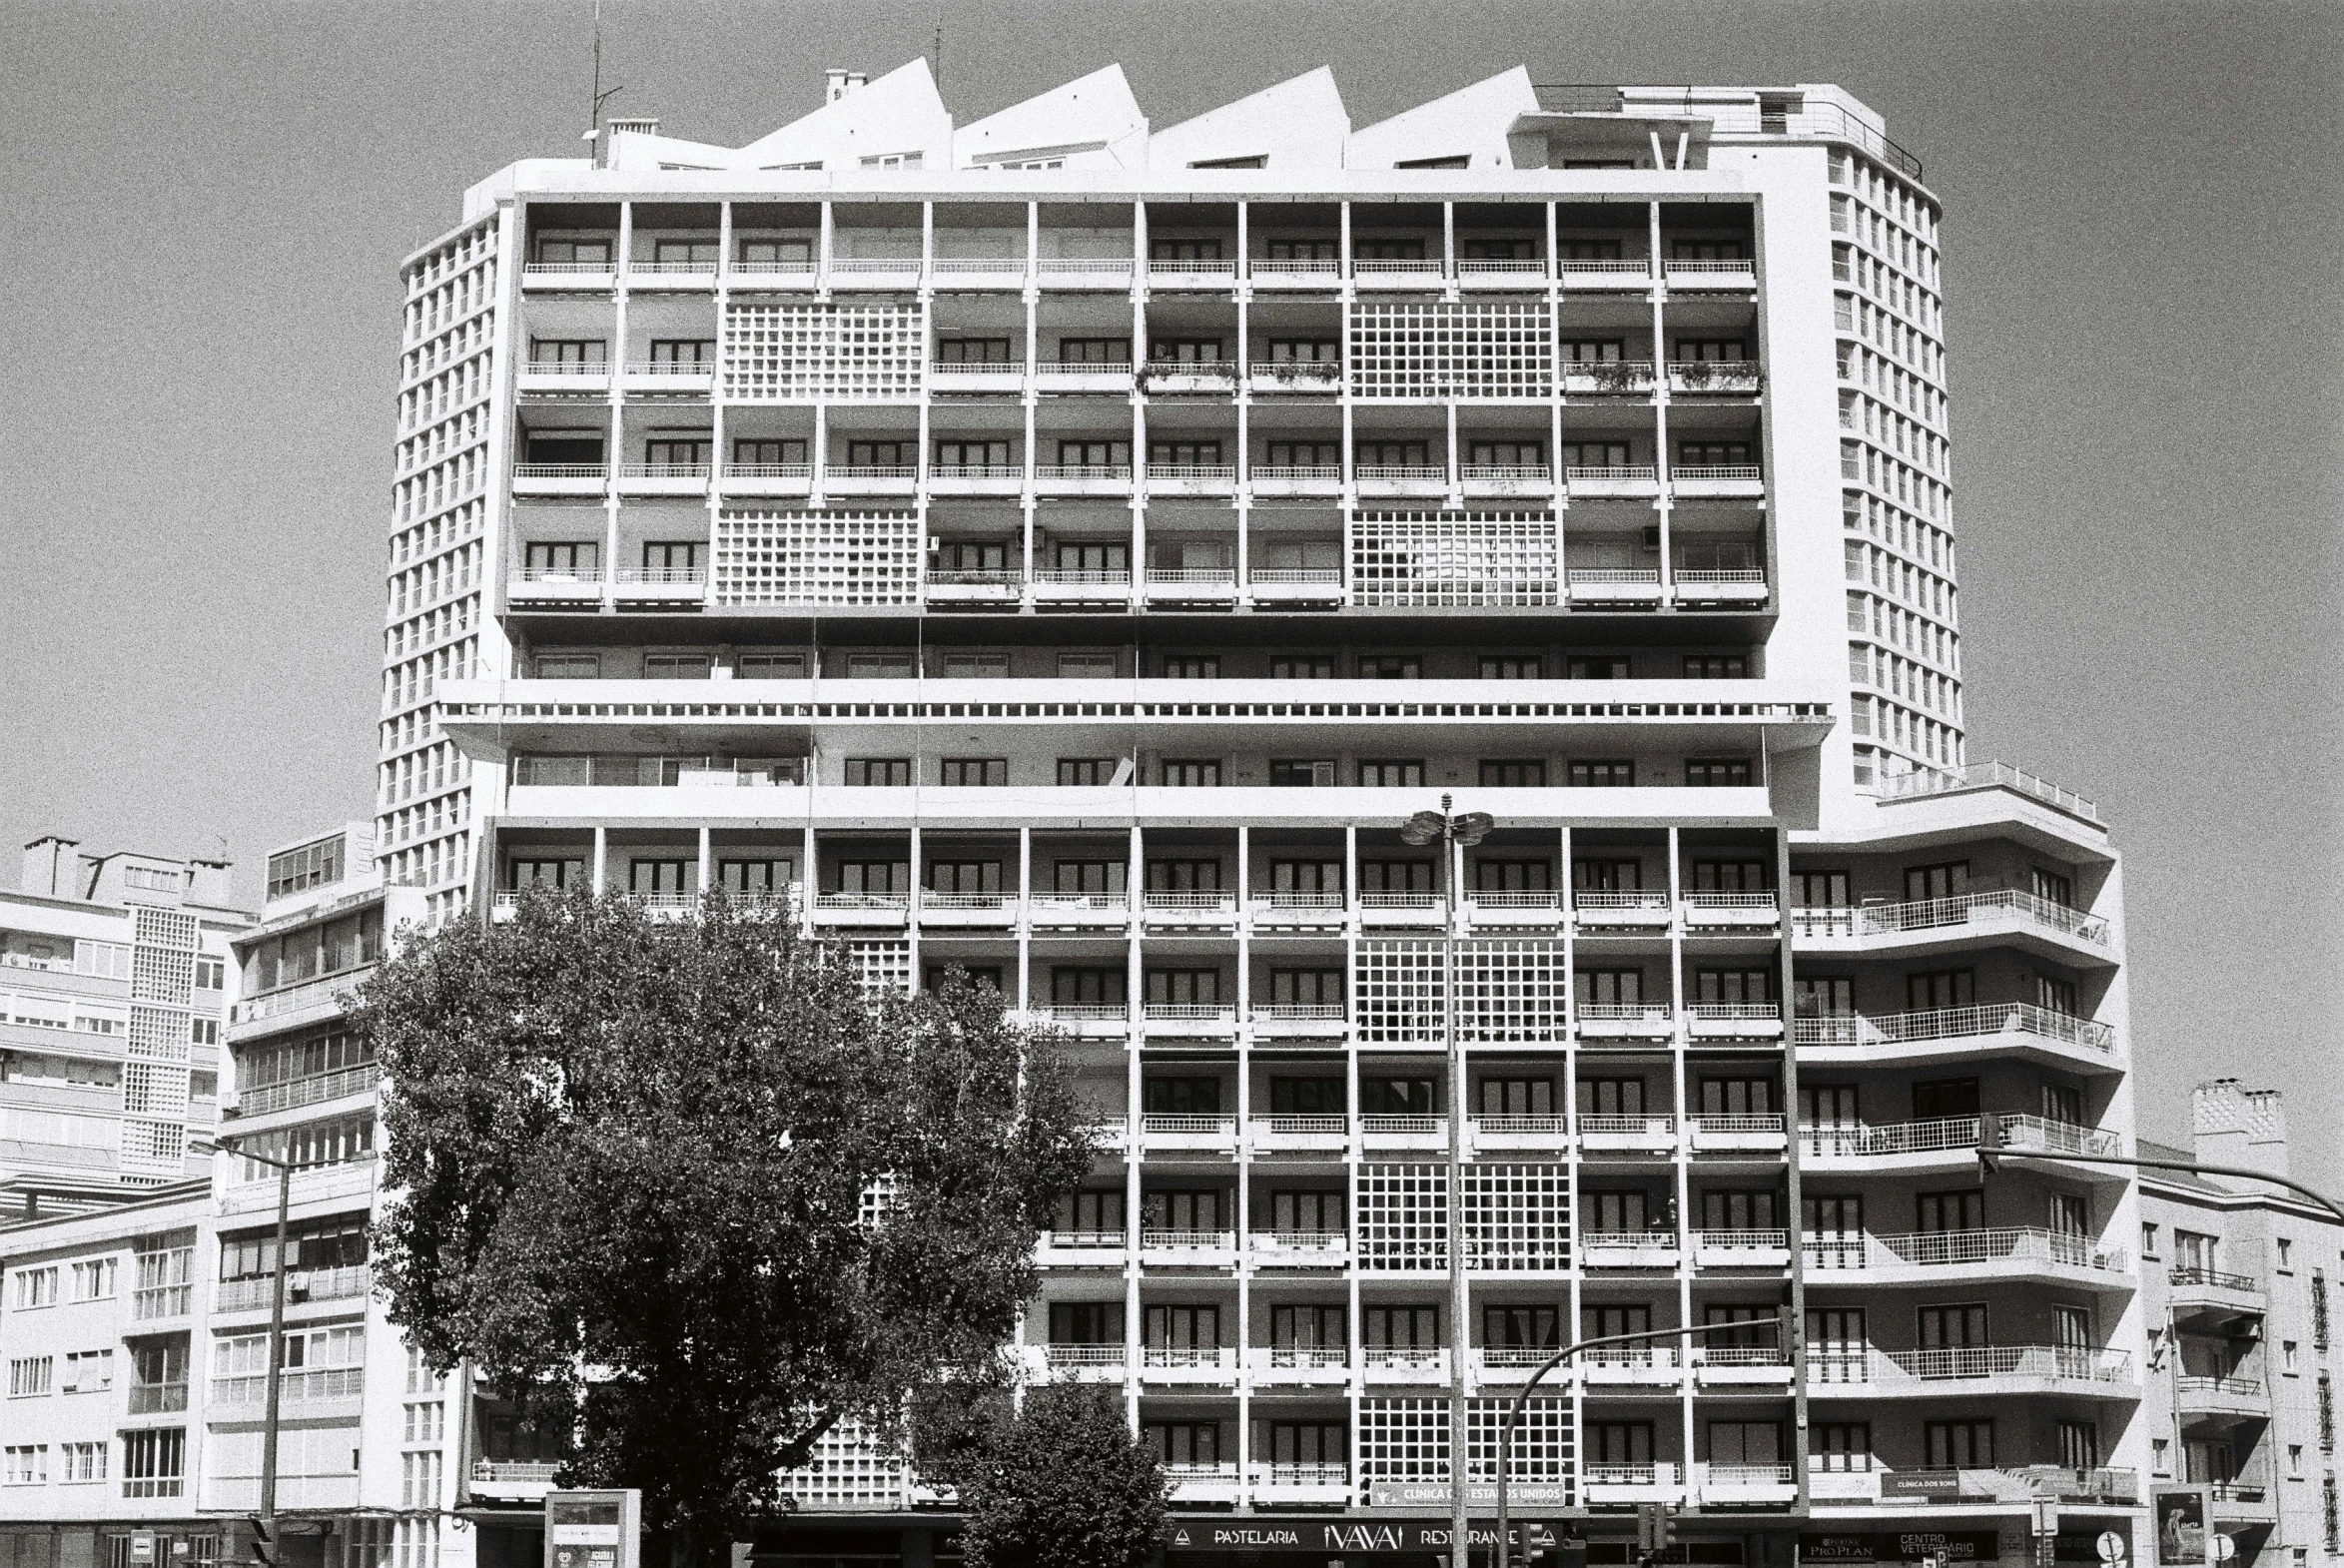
931 1 944 93
587 0 624 149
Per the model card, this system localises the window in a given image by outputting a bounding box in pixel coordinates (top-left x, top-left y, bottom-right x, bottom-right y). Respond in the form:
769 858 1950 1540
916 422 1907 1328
120 1428 184 1498
1561 439 1630 466
1905 860 1969 901
1266 338 1338 363
9 1356 54 1395
937 338 1013 364
1908 969 1975 1011
2032 866 2074 907
643 650 712 679
1266 760 1333 787
1162 759 1222 786
1792 870 1851 909
1481 654 1542 679
1687 758 1754 787
1364 1304 1441 1347
940 758 1008 786
1924 1420 1994 1468
1360 860 1434 894
935 541 1011 576
1143 1189 1226 1229
2288 1342 2302 1374
1148 859 1222 894
1358 760 1425 787
534 235 612 266
1269 1076 1346 1114
627 860 691 896
939 651 1010 678
1916 1189 1985 1232
63 1349 113 1392
1053 861 1126 896
642 433 712 468
1272 654 1337 679
1813 1423 1874 1471
1057 758 1117 785
1690 860 1768 894
239 907 385 994
2058 1420 2100 1470
1560 338 1626 362
1145 971 1222 1008
1055 438 1131 467
1567 656 1628 679
529 338 607 366
508 858 584 891
2141 1223 2160 1258
1480 760 1546 787
1569 760 1636 787
233 1114 374 1181
1150 238 1225 263
13 1266 58 1308
1049 1301 1124 1343
2283 1239 2298 1270
1355 439 1432 466
1696 969 1774 1006
1361 1078 1438 1116
71 1258 117 1300
3 1446 45 1484
1795 977 1856 1018
2152 1438 2170 1475
2032 974 2079 1016
642 541 700 576
1051 967 1126 1004
845 439 912 467
266 837 346 900
733 436 808 466
843 758 912 786
536 652 599 679
2295 1445 2308 1478
1145 1423 1220 1465
1058 338 1132 364
61 1442 104 1483
1269 971 1344 1008
935 438 1012 467
1359 654 1422 679
1053 1189 1125 1235
835 861 909 896
1163 655 1219 678
736 651 808 678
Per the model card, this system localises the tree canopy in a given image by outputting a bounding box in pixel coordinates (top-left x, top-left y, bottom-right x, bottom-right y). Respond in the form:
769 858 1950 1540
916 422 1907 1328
951 1382 1168 1568
354 888 1094 1556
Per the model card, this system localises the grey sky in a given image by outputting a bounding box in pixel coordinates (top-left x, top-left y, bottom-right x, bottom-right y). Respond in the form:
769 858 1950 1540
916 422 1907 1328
2 0 2338 1174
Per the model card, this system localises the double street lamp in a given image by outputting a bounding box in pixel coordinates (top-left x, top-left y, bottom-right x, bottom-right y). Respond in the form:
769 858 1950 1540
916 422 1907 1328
1399 798 1494 1568
194 1136 304 1563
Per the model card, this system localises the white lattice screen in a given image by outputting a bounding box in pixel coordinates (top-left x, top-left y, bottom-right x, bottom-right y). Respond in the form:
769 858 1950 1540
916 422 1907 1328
1357 1398 1450 1483
849 941 912 999
780 1418 906 1510
1353 941 1443 1045
123 1061 191 1118
1348 301 1552 398
1458 941 1568 1043
1467 1398 1574 1488
1357 1163 1446 1271
714 511 922 607
127 1006 191 1064
723 303 925 399
1464 1165 1571 1271
1351 513 1559 608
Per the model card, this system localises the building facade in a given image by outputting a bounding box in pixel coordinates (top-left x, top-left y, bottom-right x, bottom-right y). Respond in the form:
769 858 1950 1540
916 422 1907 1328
2137 1083 2344 1568
1 838 249 1210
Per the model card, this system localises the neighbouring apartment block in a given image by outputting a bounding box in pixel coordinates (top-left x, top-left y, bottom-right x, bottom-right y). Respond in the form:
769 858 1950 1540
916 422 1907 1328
2 53 2161 1568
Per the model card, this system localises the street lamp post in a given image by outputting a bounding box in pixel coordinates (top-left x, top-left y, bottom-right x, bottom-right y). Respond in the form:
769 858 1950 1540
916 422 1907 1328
1401 797 1494 1568
198 1137 299 1554
1977 1117 2344 1225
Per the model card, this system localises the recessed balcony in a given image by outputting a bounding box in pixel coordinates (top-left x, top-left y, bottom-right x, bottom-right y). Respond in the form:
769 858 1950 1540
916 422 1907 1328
1360 1346 1449 1384
2176 1373 2266 1419
1031 362 1135 392
918 893 1020 930
518 361 611 394
1248 892 1347 933
1572 889 1672 931
1681 891 1780 932
1138 363 1238 395
1247 362 1341 393
1141 1345 1237 1385
1691 1229 1792 1269
1566 567 1665 605
1033 463 1133 497
1688 1114 1788 1155
1664 257 1758 290
824 464 918 497
520 261 616 291
1034 1003 1129 1039
1042 1343 1125 1381
1558 258 1655 292
927 463 1024 496
511 462 609 496
1247 1462 1351 1506
1582 1344 1683 1389
1030 566 1133 604
724 258 817 291
1582 1231 1683 1269
1024 894 1129 931
1246 1345 1349 1383
1036 257 1135 289
1037 1229 1127 1265
623 259 717 292
615 461 709 496
828 256 923 288
1144 463 1237 496
1579 1113 1677 1155
609 566 705 605
1145 259 1238 289
1459 464 1555 498
924 569 1024 607
1575 1003 1678 1045
1695 1462 1797 1506
1246 464 1343 498
1562 361 1657 395
1807 1343 2136 1397
1566 463 1662 497
1164 1462 1242 1504
1470 1114 1570 1151
1249 1231 1350 1269
1667 361 1764 395
1246 257 1341 290
1687 1002 1784 1041
1352 463 1448 498
809 891 909 929
1358 1114 1448 1153
1583 1461 1681 1504
930 256 1027 289
718 462 814 498
1359 892 1446 928
1672 464 1765 498
1139 1227 1238 1267
1803 1225 2129 1283
1139 1112 1236 1152
1246 1004 1347 1041
1249 1115 1348 1154
1672 568 1770 605
507 565 605 605
620 361 714 394
1457 257 1549 289
1144 565 1239 603
1349 258 1447 289
469 1461 563 1502
1791 890 2114 958
929 360 1026 392
1464 889 1564 930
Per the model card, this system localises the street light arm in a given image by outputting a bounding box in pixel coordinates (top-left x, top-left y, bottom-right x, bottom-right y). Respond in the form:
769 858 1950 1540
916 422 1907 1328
1981 1139 2344 1228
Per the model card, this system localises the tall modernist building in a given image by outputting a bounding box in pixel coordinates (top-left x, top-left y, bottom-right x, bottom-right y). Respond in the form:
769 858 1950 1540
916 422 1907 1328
377 60 2144 1568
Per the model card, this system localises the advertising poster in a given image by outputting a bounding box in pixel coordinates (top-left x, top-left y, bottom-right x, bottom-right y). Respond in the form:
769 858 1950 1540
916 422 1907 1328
2154 1488 2208 1566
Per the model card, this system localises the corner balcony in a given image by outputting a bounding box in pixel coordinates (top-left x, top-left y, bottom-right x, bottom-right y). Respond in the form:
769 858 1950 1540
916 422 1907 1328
1249 1230 1350 1269
1246 566 1346 605
1567 567 1664 605
924 568 1025 608
1672 568 1770 606
511 462 609 496
1361 1346 1449 1384
1465 889 1564 930
927 463 1024 496
929 360 1026 393
1247 1345 1350 1385
2176 1373 2266 1420
1138 362 1238 396
1664 257 1758 291
1459 464 1555 499
1140 1113 1237 1153
1680 891 1779 933
1689 1114 1788 1155
610 566 706 605
1248 1462 1352 1506
1695 1462 1798 1506
1802 1114 2121 1172
918 893 1020 930
1141 1345 1238 1386
1562 360 1657 396
1143 1004 1240 1042
1038 1228 1128 1265
1583 1461 1681 1504
1031 362 1135 392
1575 1003 1679 1046
1246 1004 1348 1043
1559 258 1655 292
1246 464 1343 498
1795 1003 2117 1065
1804 1226 2130 1286
1358 1114 1448 1153
1572 889 1672 932
1248 362 1342 394
1470 1114 1570 1152
1353 463 1448 499
809 891 910 929
2167 1264 2266 1321
1687 1002 1784 1041
1809 1344 2136 1398
1792 890 2115 962
1143 564 1239 604
1876 760 2104 826
1042 1343 1126 1382
470 1460 563 1502
1692 1229 1792 1270
1164 1462 1242 1504
1579 1114 1677 1155
1141 889 1240 932
1583 1231 1683 1269
1140 1228 1238 1268
1671 463 1765 499
1024 893 1129 932
824 463 918 498
719 462 814 498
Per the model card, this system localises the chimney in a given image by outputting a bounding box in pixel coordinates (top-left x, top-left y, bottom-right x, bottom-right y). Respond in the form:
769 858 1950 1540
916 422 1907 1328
826 68 868 103
184 858 235 908
21 836 79 897
2193 1080 2291 1181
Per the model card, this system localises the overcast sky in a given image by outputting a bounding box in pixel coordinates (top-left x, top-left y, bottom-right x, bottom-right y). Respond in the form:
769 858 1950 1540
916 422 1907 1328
1 0 2338 1176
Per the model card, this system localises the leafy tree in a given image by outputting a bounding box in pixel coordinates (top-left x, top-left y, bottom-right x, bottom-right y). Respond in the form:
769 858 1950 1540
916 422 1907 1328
951 1382 1169 1568
355 888 1095 1564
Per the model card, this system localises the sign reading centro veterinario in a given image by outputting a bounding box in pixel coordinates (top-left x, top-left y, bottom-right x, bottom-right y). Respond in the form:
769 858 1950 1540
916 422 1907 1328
1165 1519 1559 1554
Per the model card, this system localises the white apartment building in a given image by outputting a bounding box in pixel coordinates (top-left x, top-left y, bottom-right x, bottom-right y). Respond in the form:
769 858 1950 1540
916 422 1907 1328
0 54 2139 1568
0 839 248 1210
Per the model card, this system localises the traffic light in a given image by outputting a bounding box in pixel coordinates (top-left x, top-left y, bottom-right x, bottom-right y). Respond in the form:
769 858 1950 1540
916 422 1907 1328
243 1517 279 1568
1977 1113 2006 1179
1636 1504 1674 1559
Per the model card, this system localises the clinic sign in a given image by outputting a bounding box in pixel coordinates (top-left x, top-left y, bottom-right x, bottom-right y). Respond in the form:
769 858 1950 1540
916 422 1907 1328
1165 1519 1559 1555
544 1490 641 1568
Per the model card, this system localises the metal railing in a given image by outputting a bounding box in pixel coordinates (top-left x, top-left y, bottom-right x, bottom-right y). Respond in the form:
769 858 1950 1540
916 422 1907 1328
1674 568 1769 584
930 360 1025 375
1354 464 1447 481
1140 360 1238 377
1567 464 1661 481
930 257 1028 274
214 1264 372 1313
1140 1228 1236 1249
1143 1004 1237 1023
1793 1002 2114 1053
1876 760 2100 824
720 462 813 479
1460 464 1554 481
1253 1231 1349 1254
1693 1228 1791 1250
1040 1228 1127 1250
1473 1115 1570 1137
1031 566 1133 584
1674 464 1764 481
1251 1004 1346 1023
1032 361 1136 376
1038 257 1135 274
235 1063 382 1117
1807 1226 2127 1273
1045 1344 1125 1367
473 1460 564 1484
928 464 1023 480
1145 464 1238 482
616 462 711 480
231 974 361 1023
1034 463 1134 480
1143 1345 1234 1370
1530 86 1925 179
622 360 714 376
1667 361 1764 390
2179 1373 2266 1398
927 569 1024 586
1141 1114 1234 1135
825 464 919 480
1561 361 1658 390
1690 1114 1786 1136
521 359 610 376
613 566 706 585
1254 1115 1348 1136
521 261 615 275
511 463 609 479
1804 889 2110 945
2170 1264 2261 1292
1359 1115 1447 1138
1688 1001 1782 1022
1252 1462 1351 1486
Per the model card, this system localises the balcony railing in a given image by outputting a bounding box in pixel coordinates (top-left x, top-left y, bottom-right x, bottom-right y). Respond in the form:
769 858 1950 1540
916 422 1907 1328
930 360 1026 376
232 974 361 1023
2179 1373 2265 1398
1141 1114 1234 1136
235 1063 383 1117
826 464 919 480
1793 1002 2114 1053
1568 464 1660 482
211 1366 365 1406
1251 1461 1350 1486
1460 464 1554 481
928 464 1024 480
1045 1344 1124 1369
1797 889 2111 946
126 1381 189 1414
1354 464 1447 481
1807 1226 2127 1274
1248 465 1343 483
1143 1345 1234 1370
1034 464 1133 480
2170 1265 2260 1292
1145 464 1238 482
512 463 610 479
1805 1114 2120 1160
214 1264 372 1313
1673 464 1764 481
721 462 814 479
1141 1228 1236 1250
1877 760 2101 824
473 1460 565 1484
1884 1344 2134 1382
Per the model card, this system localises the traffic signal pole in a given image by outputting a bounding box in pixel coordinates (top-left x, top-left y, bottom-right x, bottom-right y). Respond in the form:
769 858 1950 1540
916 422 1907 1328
1493 1311 1796 1568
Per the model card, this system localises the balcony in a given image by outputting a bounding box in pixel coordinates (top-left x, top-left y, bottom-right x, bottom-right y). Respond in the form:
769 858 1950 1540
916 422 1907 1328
1664 257 1758 290
222 1159 377 1213
809 891 910 929
214 1264 372 1314
930 256 1028 289
929 360 1026 392
212 1365 366 1418
1583 1461 1680 1503
1805 1226 2129 1283
1359 891 1445 928
1358 1114 1448 1152
1876 760 2103 826
1024 893 1128 931
1246 464 1342 498
1139 1113 1237 1152
1247 257 1341 289
1457 257 1550 289
1572 889 1672 931
1043 1343 1126 1381
1696 1462 1797 1506
1032 1003 1132 1036
927 463 1024 496
1804 1113 2120 1168
1165 1461 1242 1504
1583 1231 1682 1269
1681 891 1779 932
1687 1002 1784 1041
2168 1264 2266 1319
824 464 918 497
918 893 1020 930
1142 1004 1239 1041
1579 1114 1677 1155
1559 258 1654 291
1671 464 1765 498
610 566 705 604
1141 1345 1237 1384
1145 259 1239 288
1248 1461 1352 1505
1795 1002 2115 1059
1575 1003 1678 1045
132 1282 192 1321
1567 567 1664 605
1667 361 1764 395
2175 1373 2267 1419
1672 568 1770 606
520 261 616 290
1567 463 1662 497
1036 257 1135 289
1562 361 1657 395
1138 363 1238 395
1689 1115 1788 1155
1030 562 1133 599
1249 1230 1350 1268
1349 258 1446 288
1459 464 1555 498
828 256 923 287
1352 463 1448 498
718 462 814 498
1248 891 1348 933
1465 889 1564 930
1361 1346 1449 1384
510 462 609 496
126 1380 190 1415
1247 1345 1349 1384
620 360 715 393
470 1460 564 1501
2209 1481 2278 1526
1031 362 1135 392
1476 1346 1562 1382
504 566 601 604
625 258 718 290
1248 362 1342 394
1247 1006 1347 1043
1471 1114 1570 1151
1792 890 2113 957
1246 566 1345 604
1692 1229 1792 1269
233 1062 382 1118
1143 564 1239 602
518 360 611 394
1140 1228 1237 1267
1038 1228 1128 1265
1811 1344 2136 1395
231 974 362 1026
1583 1344 1683 1388
925 568 1024 607
725 258 818 290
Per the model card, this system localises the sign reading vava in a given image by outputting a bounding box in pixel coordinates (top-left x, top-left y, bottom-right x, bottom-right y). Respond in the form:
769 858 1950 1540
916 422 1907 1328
544 1490 641 1568
1164 1518 1559 1555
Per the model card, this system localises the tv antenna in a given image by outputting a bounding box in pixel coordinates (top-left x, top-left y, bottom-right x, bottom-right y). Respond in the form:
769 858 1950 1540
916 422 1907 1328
931 1 945 92
587 0 624 141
